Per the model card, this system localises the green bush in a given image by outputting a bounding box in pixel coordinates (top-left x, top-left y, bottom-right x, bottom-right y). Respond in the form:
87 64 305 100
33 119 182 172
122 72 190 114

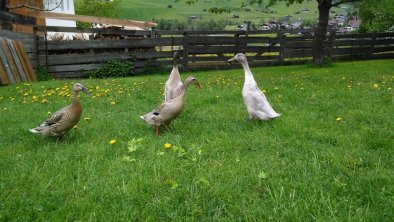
35 66 51 81
84 60 134 78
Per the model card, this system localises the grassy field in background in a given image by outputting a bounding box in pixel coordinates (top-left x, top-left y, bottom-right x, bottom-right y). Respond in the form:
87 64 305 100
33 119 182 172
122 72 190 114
117 0 320 23
75 0 346 25
0 60 393 221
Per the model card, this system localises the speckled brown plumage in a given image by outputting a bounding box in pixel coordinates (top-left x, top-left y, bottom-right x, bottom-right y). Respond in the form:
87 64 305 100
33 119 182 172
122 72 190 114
29 83 89 137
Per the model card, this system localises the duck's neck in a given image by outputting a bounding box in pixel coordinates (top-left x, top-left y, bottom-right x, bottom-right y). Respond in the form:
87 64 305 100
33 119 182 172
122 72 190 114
72 90 80 105
180 79 194 98
241 61 256 83
169 66 181 81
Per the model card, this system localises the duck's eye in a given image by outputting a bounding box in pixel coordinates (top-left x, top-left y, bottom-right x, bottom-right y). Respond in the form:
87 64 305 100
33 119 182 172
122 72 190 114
153 112 159 115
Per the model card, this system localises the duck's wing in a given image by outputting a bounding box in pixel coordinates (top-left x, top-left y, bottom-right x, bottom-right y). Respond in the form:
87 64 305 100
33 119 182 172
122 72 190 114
41 106 69 127
253 90 280 116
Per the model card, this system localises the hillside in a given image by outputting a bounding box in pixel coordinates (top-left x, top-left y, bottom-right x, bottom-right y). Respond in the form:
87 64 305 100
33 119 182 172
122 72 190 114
116 0 319 23
74 0 352 30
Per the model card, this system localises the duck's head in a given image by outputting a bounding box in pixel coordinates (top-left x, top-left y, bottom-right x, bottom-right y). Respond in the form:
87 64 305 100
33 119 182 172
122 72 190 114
228 53 248 64
185 76 201 89
73 83 90 94
173 51 180 66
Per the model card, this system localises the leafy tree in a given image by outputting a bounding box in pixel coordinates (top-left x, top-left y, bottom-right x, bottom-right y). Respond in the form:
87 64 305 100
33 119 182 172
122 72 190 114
75 0 121 28
357 0 394 32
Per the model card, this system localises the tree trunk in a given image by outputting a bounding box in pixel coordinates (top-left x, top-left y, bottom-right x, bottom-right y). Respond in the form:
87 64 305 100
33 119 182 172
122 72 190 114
313 0 331 66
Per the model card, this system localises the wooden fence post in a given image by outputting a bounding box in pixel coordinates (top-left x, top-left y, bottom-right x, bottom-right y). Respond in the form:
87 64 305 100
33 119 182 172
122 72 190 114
182 32 189 71
245 21 251 38
328 30 335 62
370 32 376 58
277 29 284 64
150 27 156 38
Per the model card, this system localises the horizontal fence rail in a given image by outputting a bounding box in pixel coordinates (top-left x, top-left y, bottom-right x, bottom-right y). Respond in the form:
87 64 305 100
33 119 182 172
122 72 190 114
1 26 394 78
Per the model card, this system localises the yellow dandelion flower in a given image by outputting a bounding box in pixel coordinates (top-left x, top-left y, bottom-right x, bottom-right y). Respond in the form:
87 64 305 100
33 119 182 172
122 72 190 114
110 139 117 145
164 143 172 149
32 96 38 102
336 117 342 122
373 83 379 89
111 101 116 105
41 98 47 104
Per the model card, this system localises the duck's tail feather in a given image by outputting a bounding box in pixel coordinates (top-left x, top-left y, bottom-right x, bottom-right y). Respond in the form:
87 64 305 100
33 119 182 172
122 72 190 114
29 128 40 133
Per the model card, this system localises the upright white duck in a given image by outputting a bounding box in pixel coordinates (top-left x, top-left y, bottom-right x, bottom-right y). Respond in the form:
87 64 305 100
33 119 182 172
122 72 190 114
164 51 182 102
228 53 281 121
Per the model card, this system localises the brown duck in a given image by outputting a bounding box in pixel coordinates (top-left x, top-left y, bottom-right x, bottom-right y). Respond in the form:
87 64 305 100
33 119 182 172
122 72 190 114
29 83 90 137
140 76 201 136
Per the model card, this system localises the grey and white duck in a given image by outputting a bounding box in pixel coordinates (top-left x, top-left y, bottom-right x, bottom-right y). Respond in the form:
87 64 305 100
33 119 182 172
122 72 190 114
228 53 281 120
164 51 183 102
141 76 201 136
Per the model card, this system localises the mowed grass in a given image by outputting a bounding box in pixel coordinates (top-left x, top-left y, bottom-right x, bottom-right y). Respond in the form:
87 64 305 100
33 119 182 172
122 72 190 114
1 60 393 221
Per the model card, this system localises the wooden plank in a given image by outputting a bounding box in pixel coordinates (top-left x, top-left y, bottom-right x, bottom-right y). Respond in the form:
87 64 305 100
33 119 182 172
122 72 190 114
188 36 279 45
14 41 31 81
38 38 183 51
0 41 15 83
0 11 36 26
0 30 36 40
373 46 394 53
15 9 157 28
284 49 314 58
332 47 372 55
337 32 394 39
371 53 394 59
187 55 280 62
0 60 10 84
35 26 152 37
15 41 36 81
46 63 102 73
135 51 176 60
39 53 134 66
188 45 280 54
0 39 21 83
7 39 28 81
49 72 86 79
333 39 394 46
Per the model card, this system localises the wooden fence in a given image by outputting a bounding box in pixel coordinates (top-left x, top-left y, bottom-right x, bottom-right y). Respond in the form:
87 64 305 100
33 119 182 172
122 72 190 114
1 26 394 78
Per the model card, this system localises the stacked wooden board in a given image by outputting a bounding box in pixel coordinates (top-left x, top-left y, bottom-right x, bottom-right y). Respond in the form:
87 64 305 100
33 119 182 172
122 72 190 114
0 38 36 84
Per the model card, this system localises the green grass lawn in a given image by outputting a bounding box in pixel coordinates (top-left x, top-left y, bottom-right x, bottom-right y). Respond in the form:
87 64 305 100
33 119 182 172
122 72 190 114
1 60 393 221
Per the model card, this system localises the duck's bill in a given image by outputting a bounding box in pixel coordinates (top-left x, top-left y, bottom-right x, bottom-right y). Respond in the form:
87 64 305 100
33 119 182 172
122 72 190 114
194 80 202 88
82 87 90 94
227 57 236 63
